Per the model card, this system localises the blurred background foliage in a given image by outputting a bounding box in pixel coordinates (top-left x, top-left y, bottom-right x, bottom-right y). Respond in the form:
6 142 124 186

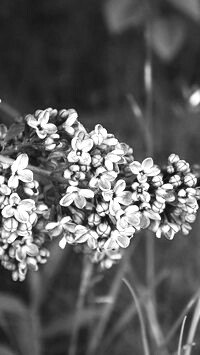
1 0 200 354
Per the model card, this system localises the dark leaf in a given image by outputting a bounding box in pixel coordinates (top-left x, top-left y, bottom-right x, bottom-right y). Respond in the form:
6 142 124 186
104 0 147 33
0 345 16 355
0 293 28 316
4 123 25 142
151 16 186 61
168 0 200 22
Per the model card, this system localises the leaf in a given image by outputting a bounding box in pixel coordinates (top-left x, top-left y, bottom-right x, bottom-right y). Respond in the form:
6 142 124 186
4 123 25 142
0 345 16 355
104 0 147 33
168 0 200 22
43 309 102 338
0 293 28 318
151 16 186 62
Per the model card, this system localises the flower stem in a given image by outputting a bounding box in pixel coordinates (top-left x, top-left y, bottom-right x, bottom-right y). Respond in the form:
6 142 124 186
69 255 93 355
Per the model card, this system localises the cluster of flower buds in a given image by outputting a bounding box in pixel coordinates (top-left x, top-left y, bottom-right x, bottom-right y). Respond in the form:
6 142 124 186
0 153 50 281
0 107 199 280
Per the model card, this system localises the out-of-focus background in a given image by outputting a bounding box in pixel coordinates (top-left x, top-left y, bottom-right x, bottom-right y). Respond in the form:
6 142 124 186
1 1 200 355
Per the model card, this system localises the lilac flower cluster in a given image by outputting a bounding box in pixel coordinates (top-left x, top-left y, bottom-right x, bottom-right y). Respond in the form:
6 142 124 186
0 107 199 280
0 153 50 281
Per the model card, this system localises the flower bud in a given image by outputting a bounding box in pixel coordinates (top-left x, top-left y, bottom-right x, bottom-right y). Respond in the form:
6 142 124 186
176 160 190 173
152 200 165 213
169 175 181 187
88 213 101 227
184 173 197 187
92 154 103 168
168 154 180 164
3 218 18 232
72 210 85 224
167 165 175 174
96 223 111 237
151 175 163 187
96 202 109 216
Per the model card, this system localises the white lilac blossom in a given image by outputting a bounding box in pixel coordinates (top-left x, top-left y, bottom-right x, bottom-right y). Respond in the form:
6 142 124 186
26 109 58 139
0 107 200 281
0 154 50 281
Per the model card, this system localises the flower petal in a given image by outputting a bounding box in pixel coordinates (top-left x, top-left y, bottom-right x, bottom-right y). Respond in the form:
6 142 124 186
36 129 47 139
126 213 140 227
116 234 130 248
44 123 57 135
59 236 67 249
142 157 153 172
102 191 113 201
129 161 141 175
14 208 29 223
45 222 59 231
117 191 132 205
0 184 11 195
19 199 35 211
106 153 121 163
144 210 161 220
80 152 91 165
8 175 18 189
12 154 29 173
66 110 78 125
104 159 113 171
18 169 33 183
39 110 49 126
147 167 160 177
114 179 126 194
79 138 93 152
74 226 89 243
16 247 27 261
74 195 86 209
79 189 94 199
60 193 74 207
68 150 79 163
104 237 119 250
26 115 38 128
99 178 111 191
2 205 14 218
26 243 39 256
103 137 118 146
140 215 150 229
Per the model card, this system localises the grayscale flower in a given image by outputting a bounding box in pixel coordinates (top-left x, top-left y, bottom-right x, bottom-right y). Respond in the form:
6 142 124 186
26 110 57 139
8 154 33 189
60 186 94 209
130 157 160 183
131 181 150 202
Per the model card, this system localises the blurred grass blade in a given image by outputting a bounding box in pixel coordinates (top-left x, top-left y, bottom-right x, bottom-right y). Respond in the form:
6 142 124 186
145 297 169 355
39 241 69 304
0 293 28 315
69 257 93 355
43 309 102 338
122 278 150 355
87 239 138 355
0 291 41 355
163 288 200 346
167 0 200 22
101 270 168 353
177 316 187 355
184 296 200 355
0 345 16 355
